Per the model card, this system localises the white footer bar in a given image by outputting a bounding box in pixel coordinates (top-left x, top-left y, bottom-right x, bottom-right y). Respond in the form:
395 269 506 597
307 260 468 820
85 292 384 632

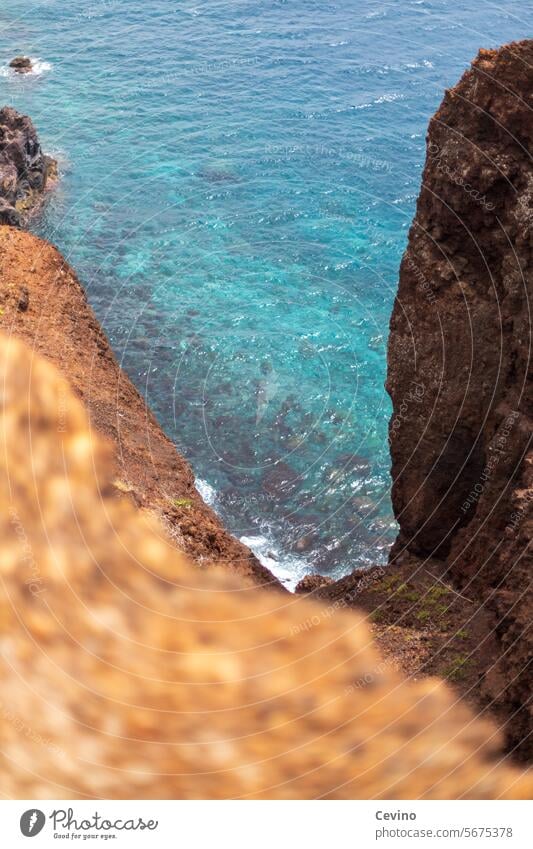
2 800 531 848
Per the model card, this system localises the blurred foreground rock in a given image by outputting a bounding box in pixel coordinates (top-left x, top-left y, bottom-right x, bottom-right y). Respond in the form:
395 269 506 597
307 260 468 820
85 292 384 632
0 332 530 798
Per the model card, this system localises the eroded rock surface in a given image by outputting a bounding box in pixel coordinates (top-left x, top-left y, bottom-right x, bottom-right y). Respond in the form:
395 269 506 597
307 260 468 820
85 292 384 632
9 56 33 74
0 107 57 226
294 573 334 593
386 40 532 757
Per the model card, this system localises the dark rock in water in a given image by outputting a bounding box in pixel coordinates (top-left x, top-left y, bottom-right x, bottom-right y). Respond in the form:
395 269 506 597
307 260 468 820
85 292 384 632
324 454 371 487
262 461 300 497
295 574 334 594
337 453 371 475
0 106 58 226
311 547 339 574
198 167 239 184
291 533 317 553
9 56 33 74
351 495 378 518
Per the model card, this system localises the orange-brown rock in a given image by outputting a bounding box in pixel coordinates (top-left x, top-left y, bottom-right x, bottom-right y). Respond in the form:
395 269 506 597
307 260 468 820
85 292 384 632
0 332 531 799
294 573 334 594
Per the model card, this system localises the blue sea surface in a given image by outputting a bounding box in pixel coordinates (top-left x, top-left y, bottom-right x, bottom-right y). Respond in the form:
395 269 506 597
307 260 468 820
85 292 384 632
0 0 528 585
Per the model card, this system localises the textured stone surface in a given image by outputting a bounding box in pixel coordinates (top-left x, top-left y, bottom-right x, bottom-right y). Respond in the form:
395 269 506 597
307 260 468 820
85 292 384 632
0 332 531 798
386 40 532 757
9 56 33 74
0 107 57 226
294 574 334 593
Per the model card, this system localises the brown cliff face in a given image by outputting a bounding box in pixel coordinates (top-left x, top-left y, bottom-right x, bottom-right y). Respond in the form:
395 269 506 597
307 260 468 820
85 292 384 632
0 107 57 226
387 40 532 757
0 332 531 799
0 226 281 590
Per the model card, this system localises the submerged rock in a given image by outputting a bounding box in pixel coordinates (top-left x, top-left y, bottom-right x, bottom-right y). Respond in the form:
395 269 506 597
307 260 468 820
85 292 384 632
325 454 371 487
337 452 371 475
291 533 317 553
262 461 300 496
0 106 57 225
197 166 239 184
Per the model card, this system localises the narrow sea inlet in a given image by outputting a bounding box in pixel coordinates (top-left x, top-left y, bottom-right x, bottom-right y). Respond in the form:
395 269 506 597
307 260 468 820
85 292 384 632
1 0 527 584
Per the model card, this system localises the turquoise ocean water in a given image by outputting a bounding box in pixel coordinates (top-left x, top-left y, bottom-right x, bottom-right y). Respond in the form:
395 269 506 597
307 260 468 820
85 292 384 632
0 1 528 585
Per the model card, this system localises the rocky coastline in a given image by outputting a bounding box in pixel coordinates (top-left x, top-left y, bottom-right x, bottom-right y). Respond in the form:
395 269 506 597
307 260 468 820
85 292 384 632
0 226 282 590
0 106 57 227
0 37 530 793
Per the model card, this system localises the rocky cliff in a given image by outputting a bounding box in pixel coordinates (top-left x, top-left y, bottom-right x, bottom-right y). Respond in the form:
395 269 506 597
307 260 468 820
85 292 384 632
0 41 530 796
0 107 57 226
387 39 532 757
0 226 280 589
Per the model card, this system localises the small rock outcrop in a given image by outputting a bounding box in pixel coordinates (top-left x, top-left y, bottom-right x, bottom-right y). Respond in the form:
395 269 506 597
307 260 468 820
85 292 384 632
295 573 334 593
386 40 532 756
0 106 57 226
9 56 32 73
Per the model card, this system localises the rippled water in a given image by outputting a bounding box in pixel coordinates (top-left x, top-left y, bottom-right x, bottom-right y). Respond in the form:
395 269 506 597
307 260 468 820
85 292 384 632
0 0 528 585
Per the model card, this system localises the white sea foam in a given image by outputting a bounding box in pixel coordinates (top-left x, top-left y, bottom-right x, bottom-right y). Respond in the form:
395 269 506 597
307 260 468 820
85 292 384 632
405 60 434 69
373 92 404 104
195 477 217 506
195 477 310 590
240 533 309 591
31 58 52 75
